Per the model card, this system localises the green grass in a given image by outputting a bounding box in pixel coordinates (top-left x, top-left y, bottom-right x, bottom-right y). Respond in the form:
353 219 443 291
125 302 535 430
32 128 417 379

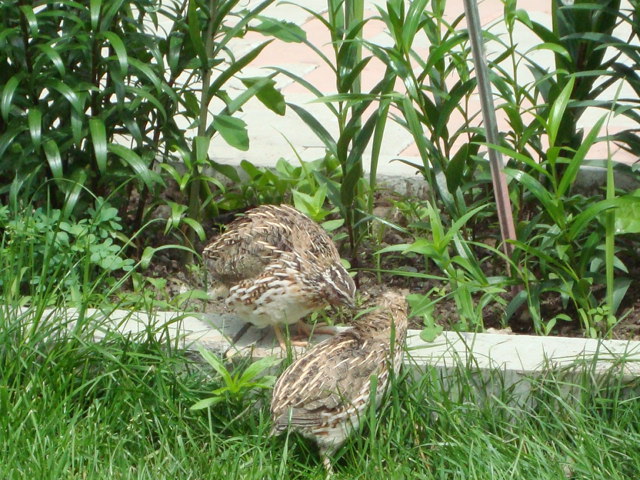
1 300 639 480
1 231 638 479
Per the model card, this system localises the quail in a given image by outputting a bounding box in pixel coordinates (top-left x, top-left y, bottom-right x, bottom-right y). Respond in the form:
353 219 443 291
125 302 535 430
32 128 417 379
203 204 356 349
270 289 408 472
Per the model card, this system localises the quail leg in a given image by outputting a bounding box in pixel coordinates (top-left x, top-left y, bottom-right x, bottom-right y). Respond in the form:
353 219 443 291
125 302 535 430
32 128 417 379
296 320 336 337
273 324 308 349
322 454 334 476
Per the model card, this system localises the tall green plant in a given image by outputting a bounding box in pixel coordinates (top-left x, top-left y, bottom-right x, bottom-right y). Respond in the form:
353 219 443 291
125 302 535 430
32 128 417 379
0 0 170 216
378 201 506 333
274 0 397 260
0 0 294 243
511 0 640 163
160 0 291 249
368 0 486 218
493 83 639 336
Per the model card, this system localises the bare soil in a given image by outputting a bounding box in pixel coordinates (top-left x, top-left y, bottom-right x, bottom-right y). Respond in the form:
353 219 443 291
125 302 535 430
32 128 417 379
135 201 640 342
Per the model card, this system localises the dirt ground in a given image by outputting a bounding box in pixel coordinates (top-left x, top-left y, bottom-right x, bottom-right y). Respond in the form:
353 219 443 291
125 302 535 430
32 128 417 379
139 206 640 342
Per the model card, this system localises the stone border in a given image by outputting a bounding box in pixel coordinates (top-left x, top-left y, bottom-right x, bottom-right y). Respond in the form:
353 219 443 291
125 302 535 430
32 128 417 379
19 306 640 404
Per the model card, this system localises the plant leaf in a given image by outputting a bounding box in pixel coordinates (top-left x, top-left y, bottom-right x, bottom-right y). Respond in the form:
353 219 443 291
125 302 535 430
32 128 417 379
108 144 161 189
288 103 337 155
213 115 249 151
557 115 605 197
547 76 575 147
102 31 128 73
190 397 224 411
36 44 66 76
27 109 42 149
420 324 443 342
252 17 306 42
89 118 107 173
610 193 640 234
238 356 281 384
197 347 232 386
90 0 101 29
43 140 63 180
240 77 286 115
1 74 22 122
182 217 206 241
187 0 207 68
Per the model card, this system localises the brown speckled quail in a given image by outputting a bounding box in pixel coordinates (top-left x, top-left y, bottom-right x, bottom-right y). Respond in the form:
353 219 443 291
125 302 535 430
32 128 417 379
270 289 408 472
202 204 356 349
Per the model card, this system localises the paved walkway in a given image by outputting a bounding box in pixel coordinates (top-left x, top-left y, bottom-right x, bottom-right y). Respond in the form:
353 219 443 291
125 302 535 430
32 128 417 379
204 0 637 178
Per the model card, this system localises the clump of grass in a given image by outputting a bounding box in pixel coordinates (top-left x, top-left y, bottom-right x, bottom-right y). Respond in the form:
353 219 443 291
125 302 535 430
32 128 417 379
2 227 639 479
2 304 639 479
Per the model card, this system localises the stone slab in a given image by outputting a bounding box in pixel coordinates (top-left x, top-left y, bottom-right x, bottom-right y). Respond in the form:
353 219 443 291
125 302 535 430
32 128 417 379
16 306 640 404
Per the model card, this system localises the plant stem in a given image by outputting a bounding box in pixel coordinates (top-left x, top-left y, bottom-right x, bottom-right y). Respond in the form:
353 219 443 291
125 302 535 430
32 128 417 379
187 0 217 252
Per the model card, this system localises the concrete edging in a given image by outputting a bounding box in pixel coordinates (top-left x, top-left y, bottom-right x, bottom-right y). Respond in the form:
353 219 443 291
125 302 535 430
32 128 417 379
20 306 640 404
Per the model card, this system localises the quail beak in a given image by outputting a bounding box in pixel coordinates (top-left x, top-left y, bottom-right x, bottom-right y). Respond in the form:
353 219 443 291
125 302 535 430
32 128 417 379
344 297 356 310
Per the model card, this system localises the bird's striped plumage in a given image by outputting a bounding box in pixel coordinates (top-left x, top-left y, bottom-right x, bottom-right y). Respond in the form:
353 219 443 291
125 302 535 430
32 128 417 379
270 289 408 471
202 205 356 347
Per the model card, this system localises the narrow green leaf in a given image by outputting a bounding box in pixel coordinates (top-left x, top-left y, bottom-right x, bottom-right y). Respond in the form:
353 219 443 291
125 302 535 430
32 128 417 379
190 397 223 411
164 201 187 234
213 0 273 57
128 58 162 91
194 135 210 164
182 217 206 241
187 0 208 68
369 93 392 191
27 109 42 149
403 0 429 52
612 278 632 315
238 356 281 384
240 77 286 115
198 347 232 385
140 246 156 269
1 75 22 122
442 204 491 247
269 67 339 116
505 168 565 226
125 86 166 120
567 198 619 241
376 243 413 255
288 103 337 156
43 140 63 180
525 42 571 61
36 44 65 76
0 126 24 158
62 167 87 218
89 118 107 173
183 91 200 118
18 5 38 36
322 218 344 232
102 31 128 73
547 76 575 147
557 115 606 197
212 115 249 151
483 142 550 179
108 144 160 189
433 79 475 140
252 17 306 42
47 80 84 114
90 0 101 30
208 41 272 99
71 109 83 145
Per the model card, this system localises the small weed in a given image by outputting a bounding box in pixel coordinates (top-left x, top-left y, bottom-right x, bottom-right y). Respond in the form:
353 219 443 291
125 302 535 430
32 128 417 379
192 348 281 410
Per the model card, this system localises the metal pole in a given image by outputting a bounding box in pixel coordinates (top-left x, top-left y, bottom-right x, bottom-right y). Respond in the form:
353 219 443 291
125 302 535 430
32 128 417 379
462 0 517 266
